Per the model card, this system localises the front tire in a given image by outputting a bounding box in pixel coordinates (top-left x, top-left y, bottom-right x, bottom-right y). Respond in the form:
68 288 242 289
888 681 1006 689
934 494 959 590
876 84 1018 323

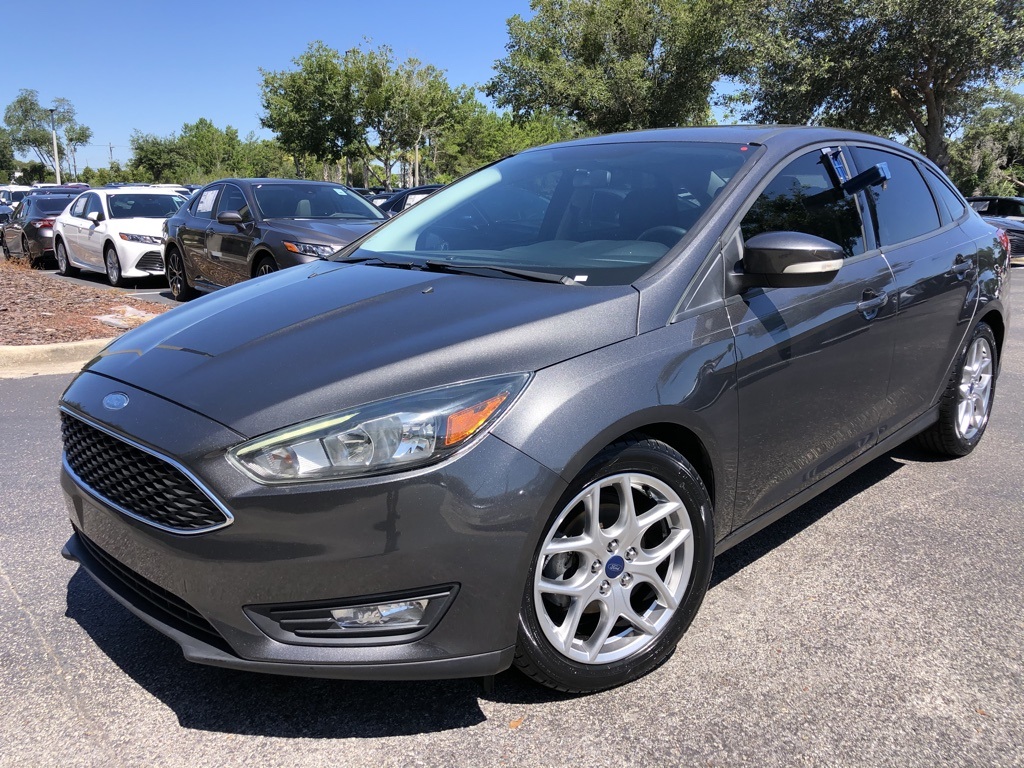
254 255 279 277
917 321 997 457
104 244 124 287
514 437 715 692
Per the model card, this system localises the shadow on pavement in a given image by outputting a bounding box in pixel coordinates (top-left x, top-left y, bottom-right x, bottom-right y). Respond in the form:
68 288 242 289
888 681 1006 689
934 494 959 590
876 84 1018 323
62 445 926 734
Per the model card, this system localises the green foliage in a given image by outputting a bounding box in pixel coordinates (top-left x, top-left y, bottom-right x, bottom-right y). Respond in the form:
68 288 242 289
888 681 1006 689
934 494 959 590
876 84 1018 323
2 90 92 179
259 41 360 176
0 127 15 183
949 89 1024 195
733 0 1024 168
486 0 739 133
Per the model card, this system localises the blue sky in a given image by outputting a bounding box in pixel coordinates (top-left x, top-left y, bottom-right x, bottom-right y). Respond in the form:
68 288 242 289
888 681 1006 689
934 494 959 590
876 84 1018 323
5 0 535 168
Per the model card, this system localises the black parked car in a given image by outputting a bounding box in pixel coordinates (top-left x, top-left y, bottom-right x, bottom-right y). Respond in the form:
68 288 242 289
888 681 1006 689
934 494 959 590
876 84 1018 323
59 127 1009 692
163 179 386 301
375 184 444 215
967 196 1024 264
1 192 78 265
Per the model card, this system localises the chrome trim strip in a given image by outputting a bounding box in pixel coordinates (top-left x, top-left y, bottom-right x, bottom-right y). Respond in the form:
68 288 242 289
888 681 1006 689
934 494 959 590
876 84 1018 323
59 405 234 535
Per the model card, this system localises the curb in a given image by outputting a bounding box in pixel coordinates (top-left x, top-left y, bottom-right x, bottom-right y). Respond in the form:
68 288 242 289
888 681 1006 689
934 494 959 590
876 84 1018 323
0 338 114 378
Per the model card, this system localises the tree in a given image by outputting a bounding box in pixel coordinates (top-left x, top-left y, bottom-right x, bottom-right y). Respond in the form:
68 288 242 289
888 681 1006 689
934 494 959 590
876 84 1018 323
949 89 1024 195
0 127 15 183
259 41 361 177
733 0 1024 169
3 90 93 179
486 0 740 133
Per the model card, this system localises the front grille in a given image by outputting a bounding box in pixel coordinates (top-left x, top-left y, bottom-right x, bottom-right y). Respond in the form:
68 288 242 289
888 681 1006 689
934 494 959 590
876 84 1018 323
1007 231 1024 257
136 251 164 272
61 413 230 533
76 531 224 644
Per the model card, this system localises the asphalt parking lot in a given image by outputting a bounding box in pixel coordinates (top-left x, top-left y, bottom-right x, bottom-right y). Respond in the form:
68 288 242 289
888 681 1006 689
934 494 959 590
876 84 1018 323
1 279 1022 767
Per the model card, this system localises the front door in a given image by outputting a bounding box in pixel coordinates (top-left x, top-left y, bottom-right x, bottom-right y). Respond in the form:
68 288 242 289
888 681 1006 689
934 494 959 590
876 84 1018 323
730 147 898 528
205 183 255 286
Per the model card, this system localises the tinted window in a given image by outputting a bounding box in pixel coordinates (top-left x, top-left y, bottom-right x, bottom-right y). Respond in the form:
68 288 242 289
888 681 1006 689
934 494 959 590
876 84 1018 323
191 185 221 220
35 196 77 215
216 184 251 221
108 193 186 219
995 198 1024 217
850 147 940 246
925 168 967 221
84 194 104 218
741 150 867 258
253 183 385 220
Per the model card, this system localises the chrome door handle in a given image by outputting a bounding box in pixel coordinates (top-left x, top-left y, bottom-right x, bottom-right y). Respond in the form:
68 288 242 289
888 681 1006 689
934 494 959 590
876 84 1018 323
857 290 888 315
952 256 972 277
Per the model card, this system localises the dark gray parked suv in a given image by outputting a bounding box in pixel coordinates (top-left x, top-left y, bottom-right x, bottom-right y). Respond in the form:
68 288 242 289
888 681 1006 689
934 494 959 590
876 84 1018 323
59 127 1010 692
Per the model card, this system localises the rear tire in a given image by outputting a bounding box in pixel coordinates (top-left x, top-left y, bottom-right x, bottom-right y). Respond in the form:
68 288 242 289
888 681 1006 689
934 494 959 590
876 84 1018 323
514 436 714 693
55 240 78 276
916 322 997 457
104 244 124 287
166 247 196 302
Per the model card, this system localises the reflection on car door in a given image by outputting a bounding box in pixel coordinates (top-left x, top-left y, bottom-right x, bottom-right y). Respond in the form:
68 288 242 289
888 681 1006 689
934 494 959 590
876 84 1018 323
64 194 89 262
80 194 107 268
849 146 979 437
730 148 898 528
181 185 222 285
205 183 255 286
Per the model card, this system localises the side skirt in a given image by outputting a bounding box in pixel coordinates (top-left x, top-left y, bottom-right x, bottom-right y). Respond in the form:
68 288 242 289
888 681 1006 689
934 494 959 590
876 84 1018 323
714 405 939 556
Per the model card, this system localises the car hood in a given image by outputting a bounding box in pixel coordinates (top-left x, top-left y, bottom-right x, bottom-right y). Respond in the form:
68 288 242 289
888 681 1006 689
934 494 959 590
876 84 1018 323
109 217 167 236
81 262 639 437
263 217 383 246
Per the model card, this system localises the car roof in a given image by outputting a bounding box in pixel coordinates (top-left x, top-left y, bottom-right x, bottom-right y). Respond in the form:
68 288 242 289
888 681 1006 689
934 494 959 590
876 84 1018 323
529 125 923 155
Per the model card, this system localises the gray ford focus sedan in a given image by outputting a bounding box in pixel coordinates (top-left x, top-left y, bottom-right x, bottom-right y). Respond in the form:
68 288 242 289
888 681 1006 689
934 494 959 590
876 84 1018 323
59 127 1010 692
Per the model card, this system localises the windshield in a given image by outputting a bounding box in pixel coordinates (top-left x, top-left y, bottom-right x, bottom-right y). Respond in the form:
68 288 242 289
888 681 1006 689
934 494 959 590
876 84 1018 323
108 193 186 218
343 141 753 286
253 183 385 221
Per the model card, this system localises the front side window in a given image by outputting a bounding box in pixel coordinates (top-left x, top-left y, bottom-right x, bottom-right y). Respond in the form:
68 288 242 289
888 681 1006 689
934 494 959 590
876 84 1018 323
850 147 940 246
216 185 251 221
191 185 222 220
741 150 867 258
84 194 104 219
345 141 755 286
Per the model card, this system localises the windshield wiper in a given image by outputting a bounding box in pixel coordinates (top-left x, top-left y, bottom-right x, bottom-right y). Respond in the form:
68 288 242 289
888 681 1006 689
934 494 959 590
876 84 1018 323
423 261 578 285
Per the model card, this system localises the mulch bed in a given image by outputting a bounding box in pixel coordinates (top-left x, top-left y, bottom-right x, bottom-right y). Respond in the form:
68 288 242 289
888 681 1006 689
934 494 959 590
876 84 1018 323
0 259 170 346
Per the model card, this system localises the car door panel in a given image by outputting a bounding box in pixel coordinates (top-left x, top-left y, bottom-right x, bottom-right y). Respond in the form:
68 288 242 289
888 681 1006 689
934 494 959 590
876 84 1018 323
206 184 255 286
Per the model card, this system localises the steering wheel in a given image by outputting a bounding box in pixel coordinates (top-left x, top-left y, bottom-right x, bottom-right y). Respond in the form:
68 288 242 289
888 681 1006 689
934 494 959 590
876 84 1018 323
638 226 687 248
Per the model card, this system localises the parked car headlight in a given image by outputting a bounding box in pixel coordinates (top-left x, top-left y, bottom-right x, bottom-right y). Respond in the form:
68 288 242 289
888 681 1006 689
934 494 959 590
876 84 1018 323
119 233 163 244
228 374 531 484
282 241 338 258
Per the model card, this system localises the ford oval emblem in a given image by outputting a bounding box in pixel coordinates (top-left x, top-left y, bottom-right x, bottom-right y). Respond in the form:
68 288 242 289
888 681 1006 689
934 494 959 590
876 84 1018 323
102 392 130 410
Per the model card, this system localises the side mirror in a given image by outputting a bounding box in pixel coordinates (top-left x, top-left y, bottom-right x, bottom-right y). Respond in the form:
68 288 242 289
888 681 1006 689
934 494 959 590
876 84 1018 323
217 211 244 225
86 211 103 223
740 231 844 289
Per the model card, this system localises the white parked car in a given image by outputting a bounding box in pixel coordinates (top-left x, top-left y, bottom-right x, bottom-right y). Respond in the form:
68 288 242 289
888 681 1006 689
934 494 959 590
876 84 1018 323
52 187 187 286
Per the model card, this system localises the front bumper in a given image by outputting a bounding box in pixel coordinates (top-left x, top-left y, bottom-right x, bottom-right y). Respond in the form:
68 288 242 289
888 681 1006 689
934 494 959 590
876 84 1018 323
117 240 165 277
59 372 566 679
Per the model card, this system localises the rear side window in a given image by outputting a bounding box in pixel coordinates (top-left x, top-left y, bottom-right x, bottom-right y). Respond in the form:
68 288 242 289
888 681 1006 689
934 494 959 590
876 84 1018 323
924 168 967 222
741 150 867 258
850 147 940 246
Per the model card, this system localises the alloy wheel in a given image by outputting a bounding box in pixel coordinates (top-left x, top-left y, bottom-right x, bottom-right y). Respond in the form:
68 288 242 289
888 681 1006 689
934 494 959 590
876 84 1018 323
956 336 993 440
533 472 694 665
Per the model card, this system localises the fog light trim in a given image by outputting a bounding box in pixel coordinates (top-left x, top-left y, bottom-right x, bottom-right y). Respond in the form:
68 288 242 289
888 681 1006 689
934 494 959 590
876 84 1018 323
244 585 458 648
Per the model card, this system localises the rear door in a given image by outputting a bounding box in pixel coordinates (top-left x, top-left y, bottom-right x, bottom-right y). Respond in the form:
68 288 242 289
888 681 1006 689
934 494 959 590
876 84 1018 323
730 147 898 527
847 146 978 436
205 183 255 285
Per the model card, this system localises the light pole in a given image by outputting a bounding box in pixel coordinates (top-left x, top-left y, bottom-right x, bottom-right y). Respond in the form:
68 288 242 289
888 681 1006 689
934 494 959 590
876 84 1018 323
48 107 61 185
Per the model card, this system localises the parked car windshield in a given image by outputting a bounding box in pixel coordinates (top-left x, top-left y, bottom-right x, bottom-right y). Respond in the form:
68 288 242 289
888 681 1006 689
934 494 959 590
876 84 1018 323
252 183 385 221
343 141 754 286
108 193 187 218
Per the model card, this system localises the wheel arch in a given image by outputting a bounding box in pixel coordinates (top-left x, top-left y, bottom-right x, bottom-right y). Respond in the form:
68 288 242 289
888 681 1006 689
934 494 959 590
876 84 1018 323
249 248 277 278
979 308 1006 362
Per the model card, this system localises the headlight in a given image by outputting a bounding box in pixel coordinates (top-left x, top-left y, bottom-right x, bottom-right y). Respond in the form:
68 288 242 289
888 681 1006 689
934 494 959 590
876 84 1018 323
119 233 162 244
282 241 338 258
227 374 530 484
